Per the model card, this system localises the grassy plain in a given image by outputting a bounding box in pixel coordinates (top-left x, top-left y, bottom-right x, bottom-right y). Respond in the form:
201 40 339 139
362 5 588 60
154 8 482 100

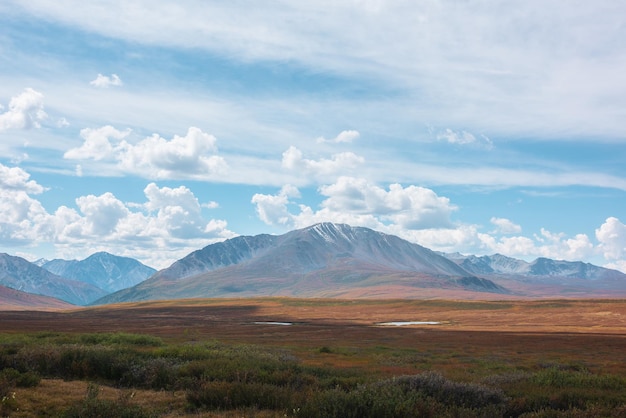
1 298 626 417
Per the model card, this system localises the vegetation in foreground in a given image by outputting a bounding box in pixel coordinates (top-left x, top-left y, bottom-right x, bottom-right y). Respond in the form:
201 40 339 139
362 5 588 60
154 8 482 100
1 331 626 417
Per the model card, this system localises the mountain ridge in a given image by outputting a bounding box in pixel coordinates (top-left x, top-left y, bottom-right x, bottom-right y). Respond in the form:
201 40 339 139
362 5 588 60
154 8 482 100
3 223 626 309
42 252 156 293
96 223 508 304
0 253 107 305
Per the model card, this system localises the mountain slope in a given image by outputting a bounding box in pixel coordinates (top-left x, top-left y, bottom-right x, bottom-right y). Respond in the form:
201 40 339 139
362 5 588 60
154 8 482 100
42 252 156 293
0 284 74 310
0 253 107 305
96 223 505 304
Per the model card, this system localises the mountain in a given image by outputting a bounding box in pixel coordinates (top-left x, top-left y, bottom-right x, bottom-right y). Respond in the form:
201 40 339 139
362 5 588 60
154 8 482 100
0 284 74 310
0 253 107 305
42 252 156 293
444 253 626 297
96 223 506 304
448 253 625 280
445 253 529 275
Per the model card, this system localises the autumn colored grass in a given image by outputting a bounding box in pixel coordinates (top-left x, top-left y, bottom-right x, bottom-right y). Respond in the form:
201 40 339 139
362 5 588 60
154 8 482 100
1 298 626 416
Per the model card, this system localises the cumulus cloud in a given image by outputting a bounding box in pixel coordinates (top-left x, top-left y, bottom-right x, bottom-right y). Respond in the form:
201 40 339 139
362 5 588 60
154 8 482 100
252 177 456 230
64 125 131 161
56 184 234 249
596 217 626 261
0 163 46 194
251 184 300 226
0 164 51 245
316 130 360 143
0 88 47 131
90 73 123 88
0 163 235 268
64 126 228 179
490 217 522 234
143 182 220 238
51 184 235 268
281 146 364 178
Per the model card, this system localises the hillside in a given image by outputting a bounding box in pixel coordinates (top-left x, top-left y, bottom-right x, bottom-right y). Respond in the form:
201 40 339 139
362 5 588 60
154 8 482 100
0 284 75 310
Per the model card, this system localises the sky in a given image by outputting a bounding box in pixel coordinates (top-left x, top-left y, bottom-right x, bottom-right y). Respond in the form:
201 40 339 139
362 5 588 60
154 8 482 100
0 1 625 272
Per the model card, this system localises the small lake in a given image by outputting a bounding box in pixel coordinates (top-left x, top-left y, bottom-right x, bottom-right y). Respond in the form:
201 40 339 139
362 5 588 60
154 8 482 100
253 321 293 326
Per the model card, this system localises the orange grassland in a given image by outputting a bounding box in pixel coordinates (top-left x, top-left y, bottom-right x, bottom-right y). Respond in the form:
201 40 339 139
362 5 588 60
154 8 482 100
2 298 626 371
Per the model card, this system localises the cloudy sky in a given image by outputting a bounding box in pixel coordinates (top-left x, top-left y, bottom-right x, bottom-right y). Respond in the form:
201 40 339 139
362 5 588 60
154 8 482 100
1 1 625 271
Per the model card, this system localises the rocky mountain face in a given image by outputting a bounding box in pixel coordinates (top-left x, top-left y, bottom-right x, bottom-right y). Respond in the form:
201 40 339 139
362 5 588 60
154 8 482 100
96 223 506 304
42 252 156 293
0 253 107 305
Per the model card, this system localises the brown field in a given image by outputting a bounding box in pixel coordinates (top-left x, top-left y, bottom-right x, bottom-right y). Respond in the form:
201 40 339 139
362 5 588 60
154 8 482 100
3 298 626 372
2 298 626 417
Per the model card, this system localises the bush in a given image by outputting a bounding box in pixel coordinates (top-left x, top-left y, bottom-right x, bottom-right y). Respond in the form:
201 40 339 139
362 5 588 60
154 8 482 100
389 372 507 409
62 383 156 418
186 380 295 411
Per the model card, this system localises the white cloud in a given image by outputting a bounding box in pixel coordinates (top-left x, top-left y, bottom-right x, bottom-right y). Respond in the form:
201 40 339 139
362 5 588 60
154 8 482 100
0 163 46 194
118 127 227 178
437 129 493 149
0 88 47 131
0 188 53 245
281 146 364 178
64 126 228 179
490 217 522 234
90 73 123 88
74 192 130 236
6 2 626 139
0 164 51 244
596 217 626 261
253 177 456 230
0 163 235 268
64 125 131 161
51 185 235 268
251 184 300 226
143 182 217 238
319 177 456 229
316 130 360 143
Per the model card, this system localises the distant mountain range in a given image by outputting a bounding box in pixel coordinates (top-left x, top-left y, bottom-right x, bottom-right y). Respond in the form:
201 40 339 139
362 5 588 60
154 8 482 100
2 223 626 309
96 223 626 304
41 252 156 293
0 252 155 306
446 253 625 280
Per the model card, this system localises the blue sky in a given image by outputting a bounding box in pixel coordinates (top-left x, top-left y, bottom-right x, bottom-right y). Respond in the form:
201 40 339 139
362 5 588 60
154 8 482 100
0 1 625 271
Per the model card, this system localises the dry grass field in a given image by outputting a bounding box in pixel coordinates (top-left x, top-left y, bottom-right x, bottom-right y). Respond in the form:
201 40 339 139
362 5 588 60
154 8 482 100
2 298 626 417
